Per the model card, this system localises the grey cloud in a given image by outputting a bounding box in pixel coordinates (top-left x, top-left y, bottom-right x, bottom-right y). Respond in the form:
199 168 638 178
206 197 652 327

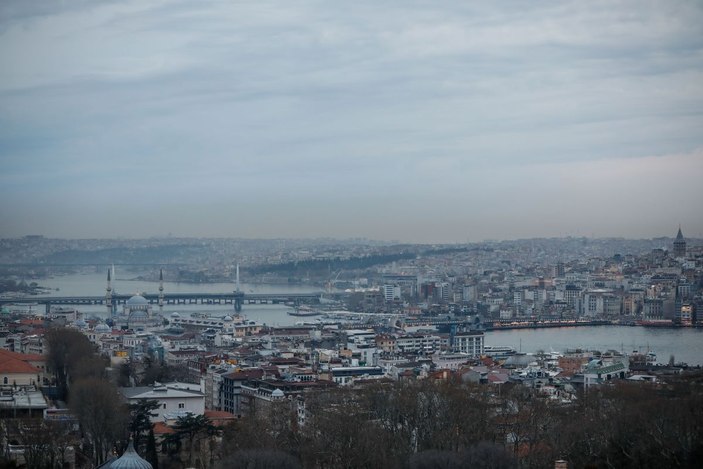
1 0 702 241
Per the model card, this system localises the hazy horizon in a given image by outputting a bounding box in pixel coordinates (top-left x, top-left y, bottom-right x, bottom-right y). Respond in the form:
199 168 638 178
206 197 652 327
2 231 699 246
2 1 702 243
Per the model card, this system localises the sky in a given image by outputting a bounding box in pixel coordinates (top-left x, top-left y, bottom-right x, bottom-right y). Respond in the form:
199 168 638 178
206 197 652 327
1 0 702 243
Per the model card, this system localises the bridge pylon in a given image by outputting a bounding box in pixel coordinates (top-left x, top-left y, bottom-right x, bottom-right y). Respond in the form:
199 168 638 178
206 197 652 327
234 291 244 313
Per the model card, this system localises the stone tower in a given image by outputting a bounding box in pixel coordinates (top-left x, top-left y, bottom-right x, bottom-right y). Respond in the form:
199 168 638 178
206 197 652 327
673 226 686 258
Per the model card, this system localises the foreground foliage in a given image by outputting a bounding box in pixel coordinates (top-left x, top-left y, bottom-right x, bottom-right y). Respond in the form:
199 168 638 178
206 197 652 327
220 375 703 469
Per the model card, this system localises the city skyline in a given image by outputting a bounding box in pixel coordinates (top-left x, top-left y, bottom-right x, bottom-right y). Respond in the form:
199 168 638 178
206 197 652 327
1 1 703 242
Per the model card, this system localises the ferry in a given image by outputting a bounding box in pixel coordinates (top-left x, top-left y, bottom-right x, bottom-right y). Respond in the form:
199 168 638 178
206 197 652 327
636 319 674 327
288 306 323 317
483 346 517 360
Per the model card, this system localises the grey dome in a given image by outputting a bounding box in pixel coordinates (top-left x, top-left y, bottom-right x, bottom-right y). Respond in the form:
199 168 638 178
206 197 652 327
127 295 148 306
223 315 233 322
95 323 111 333
272 388 284 398
109 441 152 469
128 310 149 320
75 319 87 328
171 312 180 318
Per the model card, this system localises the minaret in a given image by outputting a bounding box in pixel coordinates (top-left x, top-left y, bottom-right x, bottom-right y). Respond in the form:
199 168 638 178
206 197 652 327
236 263 240 293
673 225 686 258
106 268 113 318
233 263 243 313
158 268 164 313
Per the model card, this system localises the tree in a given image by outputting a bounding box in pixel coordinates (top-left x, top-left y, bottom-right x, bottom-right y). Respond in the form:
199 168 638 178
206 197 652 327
69 378 128 465
45 327 97 399
166 414 219 468
5 419 53 469
146 428 159 469
128 399 160 452
217 450 301 469
302 387 393 468
118 361 135 387
4 418 77 469
461 442 517 469
407 450 461 469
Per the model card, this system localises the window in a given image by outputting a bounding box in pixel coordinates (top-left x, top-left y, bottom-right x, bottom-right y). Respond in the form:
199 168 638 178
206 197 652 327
163 404 166 409
178 403 185 409
2 377 6 385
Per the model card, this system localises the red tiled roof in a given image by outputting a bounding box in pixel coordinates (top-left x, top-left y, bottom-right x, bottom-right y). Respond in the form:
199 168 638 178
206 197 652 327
0 350 42 374
19 319 44 326
204 410 237 426
223 369 264 380
0 349 44 362
153 422 175 435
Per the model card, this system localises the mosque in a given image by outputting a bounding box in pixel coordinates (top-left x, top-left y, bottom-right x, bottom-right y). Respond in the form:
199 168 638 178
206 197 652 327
106 269 164 330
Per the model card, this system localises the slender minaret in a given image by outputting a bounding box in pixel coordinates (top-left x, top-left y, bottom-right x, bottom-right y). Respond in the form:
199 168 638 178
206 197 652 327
158 268 164 313
234 263 243 313
236 263 240 293
106 268 113 318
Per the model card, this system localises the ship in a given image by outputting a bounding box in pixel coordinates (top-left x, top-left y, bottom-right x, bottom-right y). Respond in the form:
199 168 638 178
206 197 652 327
636 319 674 327
288 306 323 317
483 346 517 360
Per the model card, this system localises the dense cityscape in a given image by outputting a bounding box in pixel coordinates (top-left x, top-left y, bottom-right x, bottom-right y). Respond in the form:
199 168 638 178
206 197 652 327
3 0 703 468
0 229 702 468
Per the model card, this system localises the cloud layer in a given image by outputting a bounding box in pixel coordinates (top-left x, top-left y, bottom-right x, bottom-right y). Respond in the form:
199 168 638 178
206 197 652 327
1 0 702 242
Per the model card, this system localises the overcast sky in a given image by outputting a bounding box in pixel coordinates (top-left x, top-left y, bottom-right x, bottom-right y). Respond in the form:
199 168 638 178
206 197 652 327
1 0 702 243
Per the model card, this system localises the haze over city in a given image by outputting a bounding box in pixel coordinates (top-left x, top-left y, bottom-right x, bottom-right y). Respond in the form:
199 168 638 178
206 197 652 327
1 1 702 242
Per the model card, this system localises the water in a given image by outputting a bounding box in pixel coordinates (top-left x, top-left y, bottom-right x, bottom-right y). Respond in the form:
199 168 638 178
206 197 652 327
33 271 323 327
27 273 703 365
34 271 322 297
485 326 703 366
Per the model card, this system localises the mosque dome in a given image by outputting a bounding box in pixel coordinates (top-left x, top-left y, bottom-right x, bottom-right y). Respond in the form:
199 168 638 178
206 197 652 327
95 323 111 334
128 310 149 321
127 295 149 306
171 312 180 318
108 441 152 469
75 319 87 329
223 315 233 322
271 388 285 399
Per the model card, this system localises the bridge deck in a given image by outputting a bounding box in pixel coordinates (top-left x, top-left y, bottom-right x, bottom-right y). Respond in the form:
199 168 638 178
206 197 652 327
0 291 328 307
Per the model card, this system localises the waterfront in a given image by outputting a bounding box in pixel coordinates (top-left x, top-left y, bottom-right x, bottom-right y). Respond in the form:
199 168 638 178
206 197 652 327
29 271 324 327
19 273 703 366
484 326 703 366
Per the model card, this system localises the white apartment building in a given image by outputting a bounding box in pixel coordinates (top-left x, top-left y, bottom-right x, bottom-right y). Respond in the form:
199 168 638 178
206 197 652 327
451 331 484 357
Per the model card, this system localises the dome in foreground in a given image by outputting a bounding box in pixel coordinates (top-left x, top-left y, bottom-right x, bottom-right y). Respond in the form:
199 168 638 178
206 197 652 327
108 441 152 469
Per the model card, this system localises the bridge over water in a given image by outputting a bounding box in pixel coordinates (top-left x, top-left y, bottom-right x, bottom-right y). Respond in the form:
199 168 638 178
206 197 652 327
0 291 335 314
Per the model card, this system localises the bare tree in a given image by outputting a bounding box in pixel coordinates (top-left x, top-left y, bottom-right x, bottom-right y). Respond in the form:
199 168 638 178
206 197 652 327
45 327 97 399
69 378 128 465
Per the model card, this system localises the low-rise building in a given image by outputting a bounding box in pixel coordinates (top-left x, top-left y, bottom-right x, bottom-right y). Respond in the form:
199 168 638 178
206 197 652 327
119 382 205 423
